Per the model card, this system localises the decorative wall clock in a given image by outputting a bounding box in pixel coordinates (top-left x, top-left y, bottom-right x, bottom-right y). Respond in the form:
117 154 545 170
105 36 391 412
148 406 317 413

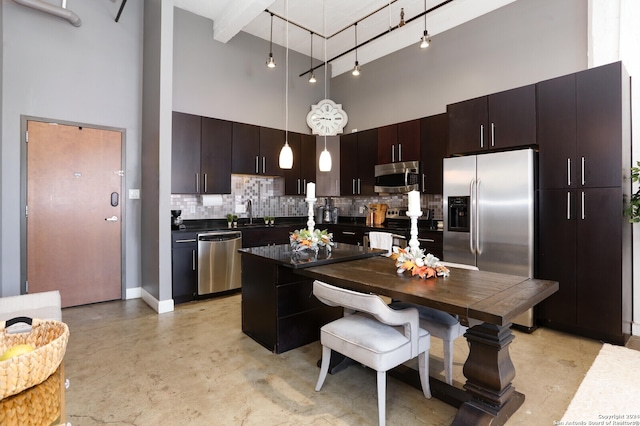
306 99 348 136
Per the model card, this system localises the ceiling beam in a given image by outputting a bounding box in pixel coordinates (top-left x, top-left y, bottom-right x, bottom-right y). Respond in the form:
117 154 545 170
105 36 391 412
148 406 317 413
214 0 275 43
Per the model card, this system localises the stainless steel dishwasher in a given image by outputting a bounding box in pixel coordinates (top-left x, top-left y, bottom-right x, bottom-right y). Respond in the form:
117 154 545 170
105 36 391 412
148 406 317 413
197 231 242 295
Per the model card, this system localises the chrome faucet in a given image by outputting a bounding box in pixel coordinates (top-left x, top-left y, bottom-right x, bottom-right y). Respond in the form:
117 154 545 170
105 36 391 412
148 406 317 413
247 199 253 225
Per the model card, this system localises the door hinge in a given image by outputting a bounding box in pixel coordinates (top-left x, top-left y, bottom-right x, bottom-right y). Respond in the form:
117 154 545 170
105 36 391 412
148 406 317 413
115 170 124 177
25 280 29 293
25 205 28 218
25 130 28 142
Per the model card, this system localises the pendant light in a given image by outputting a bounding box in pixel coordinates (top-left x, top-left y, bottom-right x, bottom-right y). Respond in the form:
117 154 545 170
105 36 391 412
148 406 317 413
266 13 276 68
419 0 431 49
279 1 293 169
319 0 332 172
352 23 361 76
308 31 316 83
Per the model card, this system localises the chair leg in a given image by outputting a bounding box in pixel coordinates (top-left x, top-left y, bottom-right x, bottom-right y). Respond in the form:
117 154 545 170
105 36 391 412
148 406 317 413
376 370 386 426
418 352 432 399
443 339 454 385
315 345 332 391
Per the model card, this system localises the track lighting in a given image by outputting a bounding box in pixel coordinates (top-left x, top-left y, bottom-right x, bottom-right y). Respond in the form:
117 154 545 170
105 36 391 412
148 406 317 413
266 13 276 68
319 0 332 172
308 32 316 83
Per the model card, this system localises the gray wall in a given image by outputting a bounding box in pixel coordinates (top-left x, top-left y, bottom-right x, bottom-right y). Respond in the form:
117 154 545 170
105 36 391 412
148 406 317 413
1 1 144 296
332 0 588 132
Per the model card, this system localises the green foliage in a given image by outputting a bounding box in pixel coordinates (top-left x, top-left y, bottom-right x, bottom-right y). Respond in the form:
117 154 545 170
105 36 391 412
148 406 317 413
625 161 640 223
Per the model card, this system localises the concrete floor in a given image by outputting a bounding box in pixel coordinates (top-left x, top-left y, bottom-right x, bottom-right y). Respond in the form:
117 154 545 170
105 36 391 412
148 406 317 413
61 294 636 425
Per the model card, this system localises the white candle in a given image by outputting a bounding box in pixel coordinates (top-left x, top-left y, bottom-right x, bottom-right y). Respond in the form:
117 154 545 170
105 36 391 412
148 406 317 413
306 182 315 199
408 190 421 213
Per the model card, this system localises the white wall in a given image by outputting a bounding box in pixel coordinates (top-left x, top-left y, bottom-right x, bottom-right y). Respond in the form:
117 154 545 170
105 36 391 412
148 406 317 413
1 0 144 296
332 0 588 132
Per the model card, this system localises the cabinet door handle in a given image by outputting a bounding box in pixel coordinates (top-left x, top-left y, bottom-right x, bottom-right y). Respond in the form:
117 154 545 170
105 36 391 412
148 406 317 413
262 157 266 174
398 143 402 161
581 157 585 186
391 145 395 162
422 173 425 192
566 191 571 220
255 156 259 174
297 178 301 195
581 191 585 220
192 249 196 271
418 238 435 243
303 179 307 195
357 178 361 194
490 122 495 147
195 173 199 193
175 239 196 243
352 179 356 195
567 158 572 186
480 124 484 148
203 173 208 193
342 231 356 235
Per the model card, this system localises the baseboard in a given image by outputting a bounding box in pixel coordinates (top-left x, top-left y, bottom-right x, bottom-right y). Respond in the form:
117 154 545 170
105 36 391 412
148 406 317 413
125 287 142 300
141 288 174 314
632 321 640 336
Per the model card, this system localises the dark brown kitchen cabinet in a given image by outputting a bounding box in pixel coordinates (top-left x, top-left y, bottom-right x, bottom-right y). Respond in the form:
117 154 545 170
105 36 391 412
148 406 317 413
536 62 632 345
377 120 420 164
171 232 197 304
325 224 365 246
340 129 377 196
241 225 298 248
447 85 536 155
201 117 232 194
172 112 232 194
232 122 260 174
284 133 316 195
420 113 447 194
171 112 201 194
259 127 286 176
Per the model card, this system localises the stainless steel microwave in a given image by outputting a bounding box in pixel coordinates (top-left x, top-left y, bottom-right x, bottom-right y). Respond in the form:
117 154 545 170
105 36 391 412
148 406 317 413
374 161 421 193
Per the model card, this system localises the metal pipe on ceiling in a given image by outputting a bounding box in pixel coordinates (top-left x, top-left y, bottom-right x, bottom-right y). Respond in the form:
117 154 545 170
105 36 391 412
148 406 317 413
12 0 81 27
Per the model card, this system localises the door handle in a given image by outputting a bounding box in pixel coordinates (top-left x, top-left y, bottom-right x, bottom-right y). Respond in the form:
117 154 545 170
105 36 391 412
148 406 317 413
469 179 476 255
581 191 585 220
203 173 208 193
567 158 572 186
476 179 482 255
391 145 395 162
490 122 495 147
480 124 484 148
581 157 585 186
398 143 402 161
567 191 571 220
105 216 119 222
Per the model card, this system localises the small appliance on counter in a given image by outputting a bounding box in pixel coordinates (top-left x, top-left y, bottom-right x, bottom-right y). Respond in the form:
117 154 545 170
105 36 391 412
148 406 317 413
171 210 185 230
317 198 338 224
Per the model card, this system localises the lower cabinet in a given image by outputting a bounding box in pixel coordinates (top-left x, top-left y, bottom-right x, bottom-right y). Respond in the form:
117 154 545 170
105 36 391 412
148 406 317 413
241 255 342 353
171 232 198 304
537 188 631 344
418 229 443 260
325 225 365 246
241 225 298 248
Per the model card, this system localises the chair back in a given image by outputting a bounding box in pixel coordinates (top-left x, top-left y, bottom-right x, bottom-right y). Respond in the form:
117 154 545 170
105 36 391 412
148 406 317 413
313 281 420 355
440 261 479 271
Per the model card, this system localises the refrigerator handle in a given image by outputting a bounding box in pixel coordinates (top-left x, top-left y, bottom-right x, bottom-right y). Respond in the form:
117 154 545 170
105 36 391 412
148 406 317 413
469 179 476 254
476 179 482 255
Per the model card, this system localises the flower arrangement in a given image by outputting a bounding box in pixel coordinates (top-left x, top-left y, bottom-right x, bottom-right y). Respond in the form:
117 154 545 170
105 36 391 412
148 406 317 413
290 228 334 253
390 246 449 279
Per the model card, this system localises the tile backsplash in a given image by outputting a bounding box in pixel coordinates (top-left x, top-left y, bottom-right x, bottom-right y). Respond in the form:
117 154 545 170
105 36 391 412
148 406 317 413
171 175 443 220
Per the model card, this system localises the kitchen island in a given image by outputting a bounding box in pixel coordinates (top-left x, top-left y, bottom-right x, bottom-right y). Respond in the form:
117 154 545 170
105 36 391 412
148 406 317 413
241 244 558 426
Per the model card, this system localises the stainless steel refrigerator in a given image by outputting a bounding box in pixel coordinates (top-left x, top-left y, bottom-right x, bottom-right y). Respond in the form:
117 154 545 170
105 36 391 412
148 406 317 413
443 149 535 327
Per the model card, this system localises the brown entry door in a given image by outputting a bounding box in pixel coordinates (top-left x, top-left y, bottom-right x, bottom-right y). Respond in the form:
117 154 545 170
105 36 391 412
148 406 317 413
27 121 122 307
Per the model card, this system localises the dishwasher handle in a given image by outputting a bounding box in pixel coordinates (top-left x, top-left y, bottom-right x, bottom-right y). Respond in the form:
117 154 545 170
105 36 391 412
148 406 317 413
198 232 242 242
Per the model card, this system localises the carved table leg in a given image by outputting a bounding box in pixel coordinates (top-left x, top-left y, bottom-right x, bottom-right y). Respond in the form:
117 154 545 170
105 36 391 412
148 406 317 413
452 322 524 426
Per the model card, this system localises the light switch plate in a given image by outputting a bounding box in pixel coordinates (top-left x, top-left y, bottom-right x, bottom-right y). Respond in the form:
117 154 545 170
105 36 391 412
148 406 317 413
129 189 140 199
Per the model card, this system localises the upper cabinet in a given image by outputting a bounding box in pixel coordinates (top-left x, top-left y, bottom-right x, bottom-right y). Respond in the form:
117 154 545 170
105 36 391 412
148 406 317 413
284 133 316 196
377 119 420 164
172 112 232 194
340 129 377 196
447 85 536 155
259 127 286 176
231 123 285 176
537 62 627 190
420 113 448 194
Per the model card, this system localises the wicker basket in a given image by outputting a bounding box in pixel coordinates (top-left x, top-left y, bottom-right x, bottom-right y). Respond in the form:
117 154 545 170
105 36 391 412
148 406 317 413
0 367 61 425
0 318 69 400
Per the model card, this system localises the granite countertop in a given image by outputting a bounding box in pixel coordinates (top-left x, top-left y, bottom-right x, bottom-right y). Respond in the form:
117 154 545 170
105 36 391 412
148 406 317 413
239 243 387 269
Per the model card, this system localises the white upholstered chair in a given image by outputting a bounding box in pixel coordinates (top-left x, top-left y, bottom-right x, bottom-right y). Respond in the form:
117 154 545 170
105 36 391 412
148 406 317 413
0 290 62 322
313 280 431 426
390 261 478 385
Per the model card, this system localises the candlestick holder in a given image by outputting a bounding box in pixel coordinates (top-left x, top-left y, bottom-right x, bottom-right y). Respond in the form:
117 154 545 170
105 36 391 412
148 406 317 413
406 210 422 255
306 197 317 232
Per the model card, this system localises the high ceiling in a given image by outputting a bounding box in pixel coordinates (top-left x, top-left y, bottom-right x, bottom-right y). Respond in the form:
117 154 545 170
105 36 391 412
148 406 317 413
173 0 517 77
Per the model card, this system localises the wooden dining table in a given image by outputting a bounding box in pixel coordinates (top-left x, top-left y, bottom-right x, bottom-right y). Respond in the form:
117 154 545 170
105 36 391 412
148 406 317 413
295 256 559 426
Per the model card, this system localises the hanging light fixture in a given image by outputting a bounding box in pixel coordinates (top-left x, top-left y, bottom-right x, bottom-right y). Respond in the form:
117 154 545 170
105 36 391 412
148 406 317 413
352 23 361 76
420 0 431 49
266 13 276 68
279 1 293 169
319 0 332 172
308 32 316 83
